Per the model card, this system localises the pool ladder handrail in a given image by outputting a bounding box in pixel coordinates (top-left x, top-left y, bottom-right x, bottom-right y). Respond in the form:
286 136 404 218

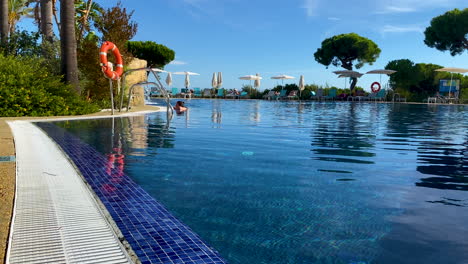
119 68 174 115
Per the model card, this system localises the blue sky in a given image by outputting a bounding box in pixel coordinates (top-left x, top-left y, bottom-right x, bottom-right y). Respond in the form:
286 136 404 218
20 0 468 91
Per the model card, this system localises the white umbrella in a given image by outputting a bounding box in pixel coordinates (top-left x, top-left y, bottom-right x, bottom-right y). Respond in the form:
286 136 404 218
151 68 167 73
211 72 218 88
298 75 305 98
173 71 200 89
165 72 172 86
254 73 261 89
332 70 363 78
217 72 223 88
434 67 468 95
366 69 397 88
239 75 262 94
271 74 295 89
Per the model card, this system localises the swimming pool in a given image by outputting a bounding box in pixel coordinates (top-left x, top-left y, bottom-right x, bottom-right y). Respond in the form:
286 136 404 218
45 100 467 264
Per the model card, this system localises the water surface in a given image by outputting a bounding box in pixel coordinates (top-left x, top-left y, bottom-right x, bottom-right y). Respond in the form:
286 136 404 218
55 100 468 264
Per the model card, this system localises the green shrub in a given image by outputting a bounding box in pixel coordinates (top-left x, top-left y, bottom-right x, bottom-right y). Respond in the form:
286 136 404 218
0 55 99 117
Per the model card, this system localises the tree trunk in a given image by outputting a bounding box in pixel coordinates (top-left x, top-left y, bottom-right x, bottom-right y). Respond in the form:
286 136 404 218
40 0 54 42
0 0 8 44
341 63 358 93
60 0 80 93
349 77 357 92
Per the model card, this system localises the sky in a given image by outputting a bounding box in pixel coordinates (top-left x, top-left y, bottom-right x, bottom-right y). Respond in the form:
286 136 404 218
19 0 468 91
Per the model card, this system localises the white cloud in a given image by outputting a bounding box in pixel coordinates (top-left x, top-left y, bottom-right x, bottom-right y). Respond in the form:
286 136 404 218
302 0 319 17
381 25 423 33
377 6 416 14
169 60 188 65
376 0 461 14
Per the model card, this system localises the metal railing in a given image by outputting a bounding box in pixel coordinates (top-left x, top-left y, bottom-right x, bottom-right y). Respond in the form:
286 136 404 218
118 68 174 115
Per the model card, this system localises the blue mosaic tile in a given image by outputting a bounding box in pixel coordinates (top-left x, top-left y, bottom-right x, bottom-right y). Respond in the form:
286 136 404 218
36 122 227 264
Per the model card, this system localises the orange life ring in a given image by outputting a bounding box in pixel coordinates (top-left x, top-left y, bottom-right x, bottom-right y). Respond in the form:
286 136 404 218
371 82 381 93
99 41 123 80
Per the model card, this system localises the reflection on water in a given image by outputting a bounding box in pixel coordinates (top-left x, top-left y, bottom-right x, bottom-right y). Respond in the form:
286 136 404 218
55 100 468 264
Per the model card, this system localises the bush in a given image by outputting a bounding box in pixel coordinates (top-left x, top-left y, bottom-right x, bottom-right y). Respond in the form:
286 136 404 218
0 54 99 117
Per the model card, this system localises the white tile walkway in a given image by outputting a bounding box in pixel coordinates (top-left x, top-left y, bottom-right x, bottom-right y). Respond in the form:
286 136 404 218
7 121 134 264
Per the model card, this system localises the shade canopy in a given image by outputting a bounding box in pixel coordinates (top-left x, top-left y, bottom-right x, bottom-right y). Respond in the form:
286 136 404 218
333 70 363 78
211 72 218 88
217 72 223 88
173 71 200 75
299 75 305 91
165 72 172 86
366 69 397 75
173 71 200 88
239 75 262 80
151 68 167 73
434 67 468 73
271 74 295 80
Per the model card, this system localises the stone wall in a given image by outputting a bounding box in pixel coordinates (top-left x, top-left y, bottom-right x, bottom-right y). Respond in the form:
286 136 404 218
125 58 147 107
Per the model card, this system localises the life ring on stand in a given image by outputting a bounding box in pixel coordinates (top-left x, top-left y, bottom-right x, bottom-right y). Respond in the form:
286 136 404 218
99 41 123 80
371 82 381 93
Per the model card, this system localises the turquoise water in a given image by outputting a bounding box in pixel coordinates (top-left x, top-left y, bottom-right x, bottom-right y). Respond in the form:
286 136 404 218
55 100 468 264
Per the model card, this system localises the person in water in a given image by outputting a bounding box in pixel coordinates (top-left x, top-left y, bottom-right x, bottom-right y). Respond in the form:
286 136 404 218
174 101 187 112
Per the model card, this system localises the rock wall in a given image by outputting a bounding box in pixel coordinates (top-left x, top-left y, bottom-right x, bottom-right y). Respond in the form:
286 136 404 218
125 58 147 107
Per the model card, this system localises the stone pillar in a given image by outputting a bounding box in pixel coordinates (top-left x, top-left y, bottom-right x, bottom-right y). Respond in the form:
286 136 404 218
125 58 147 107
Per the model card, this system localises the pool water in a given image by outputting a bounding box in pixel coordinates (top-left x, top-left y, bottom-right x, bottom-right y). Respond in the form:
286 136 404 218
54 100 468 264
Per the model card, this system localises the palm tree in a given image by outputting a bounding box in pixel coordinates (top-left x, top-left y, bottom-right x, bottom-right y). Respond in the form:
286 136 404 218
75 0 102 44
0 0 8 44
60 0 79 93
8 0 33 35
40 0 53 41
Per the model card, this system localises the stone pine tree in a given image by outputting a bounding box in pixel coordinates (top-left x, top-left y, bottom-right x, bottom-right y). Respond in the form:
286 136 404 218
424 8 468 56
126 41 175 69
60 0 80 93
314 33 381 92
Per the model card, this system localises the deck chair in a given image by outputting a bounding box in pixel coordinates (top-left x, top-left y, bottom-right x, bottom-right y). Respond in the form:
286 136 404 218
181 88 192 99
263 91 276 100
216 88 225 98
287 90 299 100
374 89 386 102
203 89 213 98
171 87 179 97
278 89 288 100
240 91 248 99
323 88 337 100
193 87 202 97
311 89 323 100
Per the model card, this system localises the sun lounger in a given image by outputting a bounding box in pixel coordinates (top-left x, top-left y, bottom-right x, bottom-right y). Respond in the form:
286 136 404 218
263 91 277 100
193 87 202 97
216 88 225 98
203 89 213 98
323 88 337 100
286 90 299 100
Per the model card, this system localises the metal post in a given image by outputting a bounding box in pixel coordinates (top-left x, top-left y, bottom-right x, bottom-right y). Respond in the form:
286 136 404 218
117 79 121 112
109 79 114 115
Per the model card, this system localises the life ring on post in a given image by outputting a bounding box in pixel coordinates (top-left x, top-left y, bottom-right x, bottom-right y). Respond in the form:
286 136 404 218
99 41 123 80
371 82 381 93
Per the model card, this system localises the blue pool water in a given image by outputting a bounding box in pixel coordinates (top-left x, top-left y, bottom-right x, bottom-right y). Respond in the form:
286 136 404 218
51 100 468 264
